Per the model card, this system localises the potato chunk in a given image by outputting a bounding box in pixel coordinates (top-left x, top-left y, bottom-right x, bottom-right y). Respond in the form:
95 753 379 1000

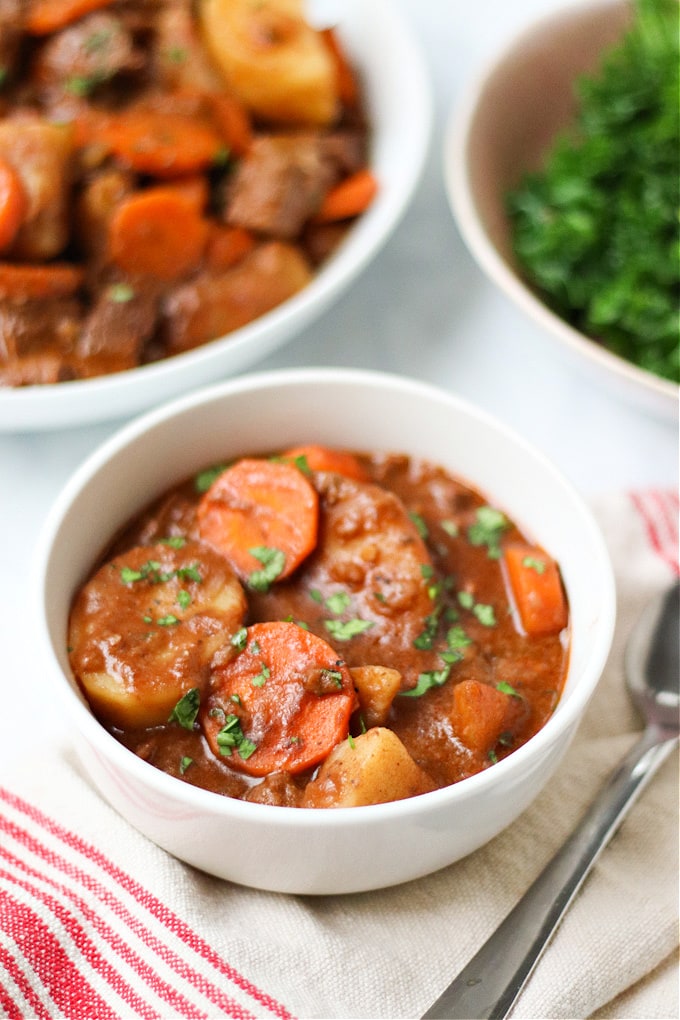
0 117 74 260
199 0 338 126
302 727 436 808
350 665 402 728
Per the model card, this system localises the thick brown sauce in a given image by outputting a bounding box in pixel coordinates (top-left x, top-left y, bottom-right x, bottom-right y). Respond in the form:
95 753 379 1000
72 451 570 806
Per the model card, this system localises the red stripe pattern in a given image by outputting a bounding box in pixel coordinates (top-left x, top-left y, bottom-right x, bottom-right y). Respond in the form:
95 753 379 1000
0 786 295 1020
629 489 680 576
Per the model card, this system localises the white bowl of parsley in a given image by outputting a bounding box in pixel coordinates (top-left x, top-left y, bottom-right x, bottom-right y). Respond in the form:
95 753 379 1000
445 0 679 421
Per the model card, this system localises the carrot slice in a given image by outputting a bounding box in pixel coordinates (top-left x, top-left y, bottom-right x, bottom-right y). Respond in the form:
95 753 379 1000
201 621 355 776
108 188 209 280
0 158 28 254
197 457 319 585
452 679 523 755
93 111 224 178
163 176 210 213
314 168 378 224
205 224 256 271
504 543 568 636
26 0 114 34
0 262 84 301
321 27 360 108
281 444 368 481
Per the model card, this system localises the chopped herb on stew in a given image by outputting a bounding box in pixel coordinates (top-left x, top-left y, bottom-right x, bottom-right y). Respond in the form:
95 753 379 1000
248 546 285 592
169 688 200 729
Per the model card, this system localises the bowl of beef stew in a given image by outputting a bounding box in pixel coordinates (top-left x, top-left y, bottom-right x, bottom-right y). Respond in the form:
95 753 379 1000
0 0 431 430
35 367 616 894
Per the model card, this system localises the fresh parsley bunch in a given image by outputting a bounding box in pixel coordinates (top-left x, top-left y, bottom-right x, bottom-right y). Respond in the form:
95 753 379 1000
507 0 679 383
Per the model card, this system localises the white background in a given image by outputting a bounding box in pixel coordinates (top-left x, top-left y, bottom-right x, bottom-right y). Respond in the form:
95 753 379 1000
1 0 677 764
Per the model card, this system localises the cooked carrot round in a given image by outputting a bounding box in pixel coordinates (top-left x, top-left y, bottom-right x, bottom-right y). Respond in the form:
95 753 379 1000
281 444 368 481
96 111 224 178
108 188 209 280
0 157 28 253
201 621 356 776
0 262 84 301
504 543 568 636
197 457 319 585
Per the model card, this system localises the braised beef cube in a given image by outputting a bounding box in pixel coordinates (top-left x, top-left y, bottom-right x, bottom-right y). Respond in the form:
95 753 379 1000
319 131 367 176
74 282 159 376
0 0 24 88
33 11 145 97
224 135 338 240
0 353 78 386
0 296 82 360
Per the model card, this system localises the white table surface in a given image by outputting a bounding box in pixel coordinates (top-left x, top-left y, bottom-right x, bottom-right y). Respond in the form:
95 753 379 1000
1 0 678 771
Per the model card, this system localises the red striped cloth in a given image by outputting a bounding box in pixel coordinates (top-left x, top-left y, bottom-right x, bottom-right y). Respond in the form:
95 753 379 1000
0 786 293 1020
1 490 678 1020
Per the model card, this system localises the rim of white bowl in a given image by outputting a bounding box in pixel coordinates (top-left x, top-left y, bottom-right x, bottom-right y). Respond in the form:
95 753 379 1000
0 0 433 433
443 0 679 424
34 367 617 831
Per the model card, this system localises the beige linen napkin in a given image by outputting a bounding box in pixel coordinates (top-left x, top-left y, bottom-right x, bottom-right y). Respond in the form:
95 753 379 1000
2 490 678 1020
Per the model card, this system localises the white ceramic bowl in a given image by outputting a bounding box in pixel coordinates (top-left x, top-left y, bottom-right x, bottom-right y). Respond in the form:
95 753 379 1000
444 0 679 423
34 367 616 895
0 0 431 433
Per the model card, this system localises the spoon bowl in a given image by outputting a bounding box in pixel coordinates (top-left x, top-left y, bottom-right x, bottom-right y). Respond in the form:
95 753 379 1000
625 583 680 735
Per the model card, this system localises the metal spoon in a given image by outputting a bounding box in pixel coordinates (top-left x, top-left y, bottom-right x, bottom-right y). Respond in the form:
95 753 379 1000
422 582 680 1020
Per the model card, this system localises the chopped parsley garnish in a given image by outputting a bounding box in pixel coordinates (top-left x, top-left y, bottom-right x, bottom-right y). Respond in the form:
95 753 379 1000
194 464 227 493
496 680 522 699
409 511 429 540
400 665 451 698
324 618 374 641
157 614 179 627
522 556 547 574
251 664 271 687
216 715 257 760
107 283 135 303
441 519 459 538
467 506 509 559
472 602 497 627
179 756 193 774
168 688 200 729
177 590 191 609
159 535 187 549
248 546 285 592
325 591 351 615
231 627 248 650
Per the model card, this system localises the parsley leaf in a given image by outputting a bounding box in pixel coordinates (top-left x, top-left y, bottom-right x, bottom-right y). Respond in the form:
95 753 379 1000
169 688 200 729
324 618 374 641
248 546 285 592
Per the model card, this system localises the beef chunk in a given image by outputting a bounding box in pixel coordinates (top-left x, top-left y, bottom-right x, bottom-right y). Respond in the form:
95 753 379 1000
224 134 338 240
74 283 159 376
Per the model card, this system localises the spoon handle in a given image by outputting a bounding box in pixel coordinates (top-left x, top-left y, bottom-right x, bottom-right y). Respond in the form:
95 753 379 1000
421 725 678 1020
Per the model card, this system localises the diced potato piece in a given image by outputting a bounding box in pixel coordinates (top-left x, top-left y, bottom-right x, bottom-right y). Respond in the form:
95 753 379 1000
350 665 402 728
163 241 312 353
199 0 338 126
452 679 515 754
302 727 436 808
0 117 74 260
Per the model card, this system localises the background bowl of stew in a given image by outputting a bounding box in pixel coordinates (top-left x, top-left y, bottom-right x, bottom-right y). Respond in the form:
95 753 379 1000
444 0 679 422
35 367 616 894
0 0 431 432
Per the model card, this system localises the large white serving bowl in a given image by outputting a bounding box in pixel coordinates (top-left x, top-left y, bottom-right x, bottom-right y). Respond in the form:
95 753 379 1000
0 0 431 433
34 367 616 895
444 0 679 423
